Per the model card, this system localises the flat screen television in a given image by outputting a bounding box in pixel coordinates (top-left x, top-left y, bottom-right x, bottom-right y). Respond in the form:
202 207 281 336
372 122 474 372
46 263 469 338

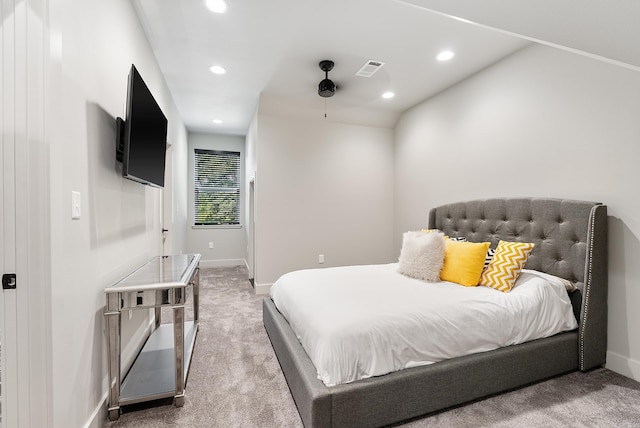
116 64 168 188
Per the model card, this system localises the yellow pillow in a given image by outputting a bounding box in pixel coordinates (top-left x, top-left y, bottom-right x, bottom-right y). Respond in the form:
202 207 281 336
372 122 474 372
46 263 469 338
440 240 491 287
480 241 535 292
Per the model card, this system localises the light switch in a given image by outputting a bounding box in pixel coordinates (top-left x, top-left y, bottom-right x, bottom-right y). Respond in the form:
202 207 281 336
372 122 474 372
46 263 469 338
72 191 81 219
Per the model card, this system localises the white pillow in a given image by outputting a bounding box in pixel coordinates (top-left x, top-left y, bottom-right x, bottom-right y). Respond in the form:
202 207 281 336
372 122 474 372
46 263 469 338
520 269 578 292
397 231 446 282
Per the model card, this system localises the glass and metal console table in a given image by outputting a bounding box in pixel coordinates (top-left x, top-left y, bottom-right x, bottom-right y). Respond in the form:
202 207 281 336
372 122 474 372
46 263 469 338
104 253 201 421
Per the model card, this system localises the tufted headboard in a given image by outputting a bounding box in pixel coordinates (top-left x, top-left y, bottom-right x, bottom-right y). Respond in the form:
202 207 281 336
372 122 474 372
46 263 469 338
428 198 608 371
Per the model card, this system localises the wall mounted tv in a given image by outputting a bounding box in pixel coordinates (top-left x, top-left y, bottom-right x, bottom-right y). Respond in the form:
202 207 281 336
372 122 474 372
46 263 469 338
116 64 168 188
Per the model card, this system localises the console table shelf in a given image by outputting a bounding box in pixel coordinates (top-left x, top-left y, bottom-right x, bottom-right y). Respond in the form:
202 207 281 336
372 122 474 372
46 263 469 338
104 254 201 421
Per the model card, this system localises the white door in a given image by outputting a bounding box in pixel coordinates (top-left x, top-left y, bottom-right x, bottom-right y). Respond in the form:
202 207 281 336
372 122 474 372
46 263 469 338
2 1 51 426
163 143 174 255
0 130 18 428
0 98 18 428
2 3 21 425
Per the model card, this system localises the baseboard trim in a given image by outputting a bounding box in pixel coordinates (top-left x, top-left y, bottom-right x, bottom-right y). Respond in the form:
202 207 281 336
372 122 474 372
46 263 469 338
199 258 245 268
84 391 108 428
89 316 155 427
254 282 272 295
605 350 640 382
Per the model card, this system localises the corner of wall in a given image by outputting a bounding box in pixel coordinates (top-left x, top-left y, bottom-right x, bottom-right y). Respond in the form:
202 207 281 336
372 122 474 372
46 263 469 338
606 351 640 382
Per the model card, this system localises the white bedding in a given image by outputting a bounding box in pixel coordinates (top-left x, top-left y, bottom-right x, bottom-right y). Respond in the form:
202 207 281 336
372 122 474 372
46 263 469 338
269 264 578 387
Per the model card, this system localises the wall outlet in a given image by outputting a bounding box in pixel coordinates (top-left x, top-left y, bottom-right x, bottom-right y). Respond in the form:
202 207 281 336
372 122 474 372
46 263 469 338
208 242 214 249
318 254 325 264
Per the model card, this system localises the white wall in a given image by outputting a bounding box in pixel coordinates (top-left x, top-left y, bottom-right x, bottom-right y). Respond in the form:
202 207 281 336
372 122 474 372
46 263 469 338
187 132 247 267
254 109 396 289
168 103 190 256
394 43 640 380
46 0 188 426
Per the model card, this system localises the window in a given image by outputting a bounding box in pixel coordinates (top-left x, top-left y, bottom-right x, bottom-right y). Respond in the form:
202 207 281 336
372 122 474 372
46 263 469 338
194 149 241 226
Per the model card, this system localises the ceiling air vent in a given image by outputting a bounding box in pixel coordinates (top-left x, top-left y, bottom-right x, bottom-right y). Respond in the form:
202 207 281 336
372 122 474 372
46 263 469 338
355 60 386 77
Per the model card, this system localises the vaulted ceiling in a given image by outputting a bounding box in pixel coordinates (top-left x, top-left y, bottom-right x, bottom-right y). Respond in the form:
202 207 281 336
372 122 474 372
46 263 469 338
131 0 638 135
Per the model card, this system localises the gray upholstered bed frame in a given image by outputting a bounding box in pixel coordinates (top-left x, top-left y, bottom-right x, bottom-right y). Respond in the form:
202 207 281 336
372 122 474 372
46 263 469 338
263 198 608 427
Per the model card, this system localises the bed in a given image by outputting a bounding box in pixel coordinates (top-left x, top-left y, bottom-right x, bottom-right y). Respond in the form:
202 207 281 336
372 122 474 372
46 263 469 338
263 198 608 427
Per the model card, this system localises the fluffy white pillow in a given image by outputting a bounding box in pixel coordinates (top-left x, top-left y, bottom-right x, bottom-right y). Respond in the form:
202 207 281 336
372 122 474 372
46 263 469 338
397 231 446 282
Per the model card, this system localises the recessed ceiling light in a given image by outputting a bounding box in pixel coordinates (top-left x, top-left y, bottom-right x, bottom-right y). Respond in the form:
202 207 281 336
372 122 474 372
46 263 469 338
382 92 395 99
212 119 223 124
436 50 455 61
209 65 226 75
205 0 228 14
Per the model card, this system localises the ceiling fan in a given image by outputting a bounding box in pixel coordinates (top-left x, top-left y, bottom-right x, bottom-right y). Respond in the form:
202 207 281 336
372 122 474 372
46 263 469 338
318 60 336 98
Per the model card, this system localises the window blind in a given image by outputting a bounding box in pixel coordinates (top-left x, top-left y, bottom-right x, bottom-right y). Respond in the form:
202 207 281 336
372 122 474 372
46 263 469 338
194 149 241 225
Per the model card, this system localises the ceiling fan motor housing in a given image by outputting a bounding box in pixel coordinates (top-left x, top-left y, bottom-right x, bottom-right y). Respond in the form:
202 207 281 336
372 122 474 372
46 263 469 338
318 78 336 97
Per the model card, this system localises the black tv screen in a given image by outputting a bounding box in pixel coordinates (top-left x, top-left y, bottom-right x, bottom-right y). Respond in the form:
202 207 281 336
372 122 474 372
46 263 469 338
118 64 168 188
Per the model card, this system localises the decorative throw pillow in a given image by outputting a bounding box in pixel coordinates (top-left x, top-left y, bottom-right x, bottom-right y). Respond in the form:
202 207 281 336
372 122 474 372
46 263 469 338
447 237 495 269
480 241 535 292
439 240 491 287
397 231 446 282
441 237 495 270
484 247 497 269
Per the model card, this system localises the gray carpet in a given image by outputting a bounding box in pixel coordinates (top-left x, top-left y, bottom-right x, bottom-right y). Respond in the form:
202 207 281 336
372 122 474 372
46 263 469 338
106 266 640 427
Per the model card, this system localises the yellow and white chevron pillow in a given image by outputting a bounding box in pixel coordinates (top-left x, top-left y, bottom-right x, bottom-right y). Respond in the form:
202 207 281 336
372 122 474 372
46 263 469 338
480 241 535 292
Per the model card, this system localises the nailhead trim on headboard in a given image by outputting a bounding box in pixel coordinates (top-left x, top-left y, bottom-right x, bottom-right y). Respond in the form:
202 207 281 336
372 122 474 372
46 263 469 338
579 206 597 370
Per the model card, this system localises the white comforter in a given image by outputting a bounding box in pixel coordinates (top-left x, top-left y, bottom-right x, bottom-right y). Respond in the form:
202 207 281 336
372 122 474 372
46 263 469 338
269 264 578 387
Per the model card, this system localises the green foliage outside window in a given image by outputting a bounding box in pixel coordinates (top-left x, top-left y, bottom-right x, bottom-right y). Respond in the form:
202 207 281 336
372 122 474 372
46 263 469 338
194 149 240 225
